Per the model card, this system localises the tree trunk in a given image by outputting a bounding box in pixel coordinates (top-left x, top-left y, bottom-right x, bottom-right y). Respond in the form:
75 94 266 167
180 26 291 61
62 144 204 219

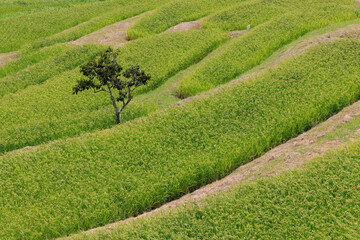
106 83 120 124
115 112 120 124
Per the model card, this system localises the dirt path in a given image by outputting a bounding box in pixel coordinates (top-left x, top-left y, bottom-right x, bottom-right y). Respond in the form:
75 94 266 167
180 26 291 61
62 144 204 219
0 51 18 66
164 18 247 36
165 19 203 32
70 14 201 47
69 15 143 47
270 23 360 67
229 30 248 38
70 23 360 236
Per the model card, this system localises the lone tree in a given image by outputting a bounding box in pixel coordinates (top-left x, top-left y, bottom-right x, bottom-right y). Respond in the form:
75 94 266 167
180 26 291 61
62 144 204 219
73 47 151 124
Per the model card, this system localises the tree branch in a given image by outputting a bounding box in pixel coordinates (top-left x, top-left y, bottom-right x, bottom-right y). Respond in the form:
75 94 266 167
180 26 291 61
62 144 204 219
94 89 110 94
118 85 136 114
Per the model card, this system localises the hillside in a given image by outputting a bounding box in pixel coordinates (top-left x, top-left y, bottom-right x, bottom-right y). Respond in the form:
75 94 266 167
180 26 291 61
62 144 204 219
0 0 360 239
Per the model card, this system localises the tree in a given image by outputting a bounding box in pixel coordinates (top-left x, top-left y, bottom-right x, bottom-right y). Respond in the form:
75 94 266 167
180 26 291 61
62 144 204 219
73 47 151 124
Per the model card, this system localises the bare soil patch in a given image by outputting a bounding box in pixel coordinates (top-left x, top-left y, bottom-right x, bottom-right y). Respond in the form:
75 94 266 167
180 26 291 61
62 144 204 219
165 19 203 32
0 51 18 66
69 15 142 47
229 30 248 38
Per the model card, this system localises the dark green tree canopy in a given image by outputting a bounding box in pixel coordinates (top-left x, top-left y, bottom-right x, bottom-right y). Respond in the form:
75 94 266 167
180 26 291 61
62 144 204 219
73 47 151 124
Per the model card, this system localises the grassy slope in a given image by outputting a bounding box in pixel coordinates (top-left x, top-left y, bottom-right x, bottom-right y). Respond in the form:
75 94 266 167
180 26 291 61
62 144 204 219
1 39 360 239
71 137 360 239
0 30 228 154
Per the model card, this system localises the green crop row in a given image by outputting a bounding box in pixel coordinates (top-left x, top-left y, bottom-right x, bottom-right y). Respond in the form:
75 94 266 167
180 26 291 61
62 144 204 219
0 0 130 20
127 0 356 39
1 39 360 239
201 0 287 31
127 0 250 39
0 4 55 19
0 44 103 98
0 30 228 153
70 132 360 240
117 30 228 93
23 0 173 53
0 44 73 79
177 4 358 97
0 0 169 53
0 0 108 3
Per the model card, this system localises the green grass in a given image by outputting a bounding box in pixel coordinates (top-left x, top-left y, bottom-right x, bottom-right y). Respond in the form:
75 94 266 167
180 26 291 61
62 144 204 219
1 39 360 239
0 30 228 154
70 137 360 239
0 44 103 97
177 4 358 97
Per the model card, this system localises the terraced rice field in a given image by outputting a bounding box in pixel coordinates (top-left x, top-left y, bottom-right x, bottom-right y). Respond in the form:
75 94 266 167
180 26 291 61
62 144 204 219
1 0 360 239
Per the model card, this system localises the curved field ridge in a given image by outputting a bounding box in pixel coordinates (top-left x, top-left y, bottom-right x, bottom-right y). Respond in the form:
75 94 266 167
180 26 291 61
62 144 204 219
69 129 360 239
1 39 360 239
201 0 286 31
68 98 360 238
22 5 151 52
176 22 360 106
177 2 358 97
127 0 245 39
127 0 356 39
